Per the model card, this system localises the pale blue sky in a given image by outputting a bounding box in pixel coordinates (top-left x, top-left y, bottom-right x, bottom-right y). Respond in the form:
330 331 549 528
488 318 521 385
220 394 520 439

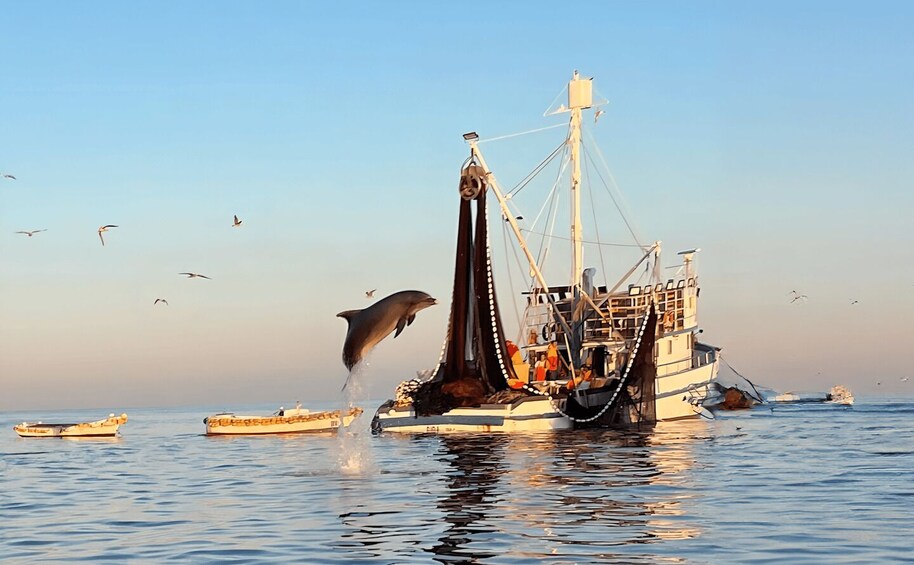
2 1 913 410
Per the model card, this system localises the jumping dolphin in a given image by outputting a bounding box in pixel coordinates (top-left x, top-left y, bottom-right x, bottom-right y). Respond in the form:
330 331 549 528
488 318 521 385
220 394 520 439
337 290 437 373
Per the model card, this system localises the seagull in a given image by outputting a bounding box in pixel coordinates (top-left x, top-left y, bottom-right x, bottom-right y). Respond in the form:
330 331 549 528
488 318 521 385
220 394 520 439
232 214 242 227
365 289 376 299
154 298 168 306
788 290 808 303
97 225 118 246
179 272 211 279
594 109 605 123
850 299 859 305
16 229 46 237
902 377 909 382
1 173 16 180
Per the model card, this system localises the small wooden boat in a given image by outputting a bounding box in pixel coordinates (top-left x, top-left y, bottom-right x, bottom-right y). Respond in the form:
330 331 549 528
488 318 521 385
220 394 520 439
13 413 128 438
203 407 362 435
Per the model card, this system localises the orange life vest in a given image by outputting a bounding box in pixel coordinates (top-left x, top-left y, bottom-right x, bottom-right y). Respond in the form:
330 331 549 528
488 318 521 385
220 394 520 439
546 343 558 371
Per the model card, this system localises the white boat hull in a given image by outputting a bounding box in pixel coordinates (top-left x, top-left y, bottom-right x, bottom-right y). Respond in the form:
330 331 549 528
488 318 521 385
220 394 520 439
13 414 128 438
373 397 572 433
654 360 719 421
204 408 362 435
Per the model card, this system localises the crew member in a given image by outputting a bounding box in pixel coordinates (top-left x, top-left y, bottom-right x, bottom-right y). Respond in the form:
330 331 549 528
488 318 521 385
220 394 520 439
546 342 559 380
506 339 522 365
567 363 594 391
534 353 547 382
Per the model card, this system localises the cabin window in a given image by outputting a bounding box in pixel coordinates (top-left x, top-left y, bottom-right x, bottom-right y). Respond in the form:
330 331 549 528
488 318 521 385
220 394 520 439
668 340 673 355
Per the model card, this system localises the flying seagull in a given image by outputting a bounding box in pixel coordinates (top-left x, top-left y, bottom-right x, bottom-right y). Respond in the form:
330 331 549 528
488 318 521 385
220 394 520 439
850 299 859 305
594 109 605 123
16 229 47 237
98 225 118 246
365 289 376 299
154 298 169 305
232 214 242 227
1 173 16 180
179 272 211 279
788 290 808 303
902 377 909 382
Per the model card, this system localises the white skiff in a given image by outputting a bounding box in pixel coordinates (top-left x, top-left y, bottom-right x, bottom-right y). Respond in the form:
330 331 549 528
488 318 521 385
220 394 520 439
204 407 362 435
13 413 128 438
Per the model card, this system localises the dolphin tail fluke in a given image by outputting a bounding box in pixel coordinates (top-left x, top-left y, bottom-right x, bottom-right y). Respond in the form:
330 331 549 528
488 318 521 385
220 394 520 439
341 371 353 392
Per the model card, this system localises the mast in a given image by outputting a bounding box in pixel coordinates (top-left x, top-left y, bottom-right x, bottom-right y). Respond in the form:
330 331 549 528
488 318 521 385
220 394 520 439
567 70 592 367
568 70 589 294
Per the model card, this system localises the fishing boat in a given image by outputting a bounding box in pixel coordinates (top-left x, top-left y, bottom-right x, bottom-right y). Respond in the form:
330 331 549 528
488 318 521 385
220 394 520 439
372 71 720 433
204 406 363 435
13 413 128 438
768 385 854 406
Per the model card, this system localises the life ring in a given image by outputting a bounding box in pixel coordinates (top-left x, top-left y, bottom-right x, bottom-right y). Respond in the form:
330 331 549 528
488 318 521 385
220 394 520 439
541 323 556 342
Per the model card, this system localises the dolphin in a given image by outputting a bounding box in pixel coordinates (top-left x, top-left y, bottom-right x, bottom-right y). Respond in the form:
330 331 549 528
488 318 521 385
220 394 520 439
337 290 437 373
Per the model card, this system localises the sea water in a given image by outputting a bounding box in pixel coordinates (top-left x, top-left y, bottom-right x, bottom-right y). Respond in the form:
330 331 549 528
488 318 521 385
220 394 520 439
1 397 912 563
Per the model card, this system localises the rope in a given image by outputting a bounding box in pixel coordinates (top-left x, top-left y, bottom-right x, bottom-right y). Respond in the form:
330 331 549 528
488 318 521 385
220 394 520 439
478 123 567 144
517 228 646 248
582 132 645 248
507 140 566 198
720 354 765 403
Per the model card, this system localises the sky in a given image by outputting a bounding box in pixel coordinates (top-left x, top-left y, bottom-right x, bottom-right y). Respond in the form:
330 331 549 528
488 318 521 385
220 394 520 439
2 1 913 411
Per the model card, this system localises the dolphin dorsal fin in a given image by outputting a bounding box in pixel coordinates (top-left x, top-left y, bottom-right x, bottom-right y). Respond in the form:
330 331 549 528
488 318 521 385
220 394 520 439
336 309 362 324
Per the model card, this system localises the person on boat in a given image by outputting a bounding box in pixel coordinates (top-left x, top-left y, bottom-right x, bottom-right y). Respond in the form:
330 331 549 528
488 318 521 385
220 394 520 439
295 400 302 411
567 363 594 391
546 342 559 380
534 353 547 382
527 328 539 345
277 406 285 416
506 339 522 365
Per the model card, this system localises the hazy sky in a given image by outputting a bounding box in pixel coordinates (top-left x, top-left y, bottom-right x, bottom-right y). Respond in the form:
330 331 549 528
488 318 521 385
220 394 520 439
2 1 913 411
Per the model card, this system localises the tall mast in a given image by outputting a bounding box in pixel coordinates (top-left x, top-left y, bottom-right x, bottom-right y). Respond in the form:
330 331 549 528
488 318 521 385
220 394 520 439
568 71 592 366
568 70 590 294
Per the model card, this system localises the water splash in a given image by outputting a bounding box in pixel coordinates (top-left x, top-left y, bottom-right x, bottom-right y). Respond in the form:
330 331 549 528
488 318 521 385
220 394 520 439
337 361 375 476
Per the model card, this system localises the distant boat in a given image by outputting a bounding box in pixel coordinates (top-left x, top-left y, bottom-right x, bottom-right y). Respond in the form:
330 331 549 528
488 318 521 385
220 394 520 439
13 413 128 438
768 385 854 406
203 407 362 435
372 71 719 434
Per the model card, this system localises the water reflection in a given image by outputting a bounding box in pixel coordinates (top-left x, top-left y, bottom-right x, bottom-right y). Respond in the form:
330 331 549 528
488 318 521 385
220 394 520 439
427 435 508 563
421 425 706 563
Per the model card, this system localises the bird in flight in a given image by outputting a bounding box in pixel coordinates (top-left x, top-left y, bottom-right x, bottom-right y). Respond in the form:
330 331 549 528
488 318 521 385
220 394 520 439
154 298 169 306
233 214 242 227
98 225 118 246
16 229 47 237
594 109 605 124
1 173 16 180
365 289 376 299
788 290 808 303
902 377 909 382
850 299 859 305
180 272 211 279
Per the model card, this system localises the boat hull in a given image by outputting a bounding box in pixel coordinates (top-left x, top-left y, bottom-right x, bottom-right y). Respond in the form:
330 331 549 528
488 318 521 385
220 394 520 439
655 360 719 421
13 414 128 438
204 408 362 435
372 397 572 433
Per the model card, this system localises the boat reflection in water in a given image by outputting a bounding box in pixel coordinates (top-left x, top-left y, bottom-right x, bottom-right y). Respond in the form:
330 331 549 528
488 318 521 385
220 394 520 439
330 422 706 563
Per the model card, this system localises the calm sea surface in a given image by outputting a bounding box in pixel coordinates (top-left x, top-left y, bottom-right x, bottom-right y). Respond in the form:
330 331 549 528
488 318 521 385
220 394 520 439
2 397 912 564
